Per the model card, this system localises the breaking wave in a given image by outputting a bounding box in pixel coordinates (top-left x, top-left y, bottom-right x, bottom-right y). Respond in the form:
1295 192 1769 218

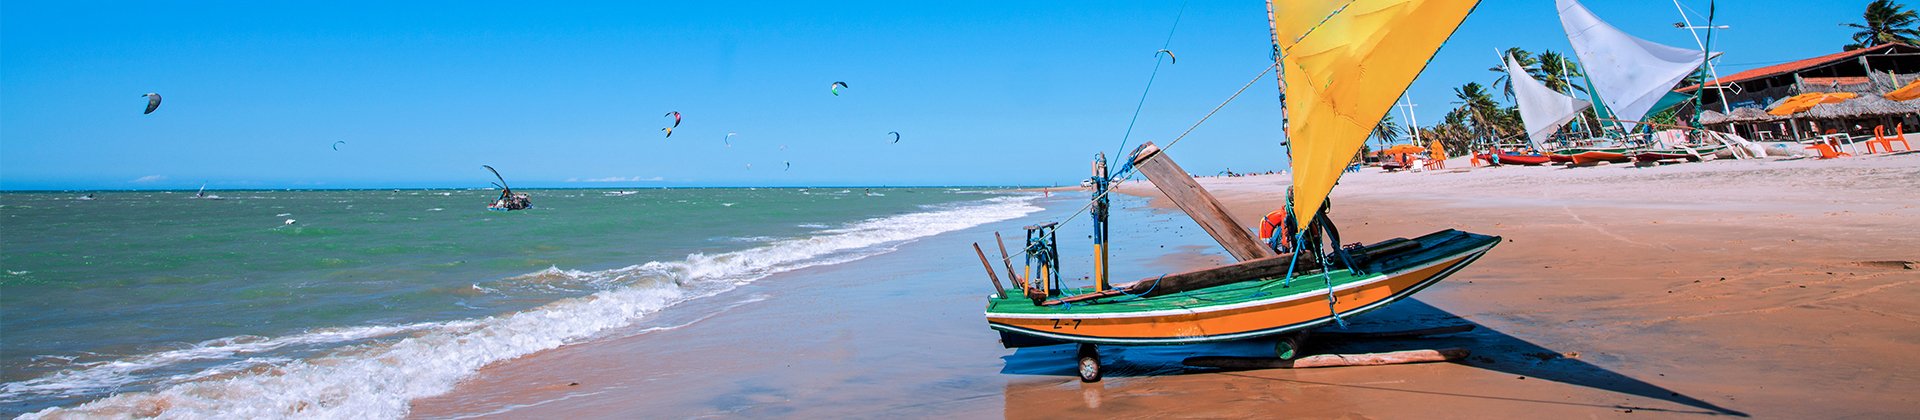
11 195 1041 418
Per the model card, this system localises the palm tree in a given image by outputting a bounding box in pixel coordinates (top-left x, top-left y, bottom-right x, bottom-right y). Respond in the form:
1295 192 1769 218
1371 113 1402 147
1486 47 1539 100
1453 82 1500 123
1534 50 1586 95
1844 0 1920 50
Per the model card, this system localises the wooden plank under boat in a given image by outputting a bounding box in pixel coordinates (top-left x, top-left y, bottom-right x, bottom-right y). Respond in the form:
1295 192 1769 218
986 229 1499 347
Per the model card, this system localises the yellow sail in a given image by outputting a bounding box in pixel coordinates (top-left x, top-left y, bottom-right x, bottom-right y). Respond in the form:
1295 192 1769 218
1270 0 1478 229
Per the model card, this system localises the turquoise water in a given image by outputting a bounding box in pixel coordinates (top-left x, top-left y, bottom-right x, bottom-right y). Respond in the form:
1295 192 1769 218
0 188 1040 416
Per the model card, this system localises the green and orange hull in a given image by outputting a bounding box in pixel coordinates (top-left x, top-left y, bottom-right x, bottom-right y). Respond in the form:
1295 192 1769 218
986 229 1498 347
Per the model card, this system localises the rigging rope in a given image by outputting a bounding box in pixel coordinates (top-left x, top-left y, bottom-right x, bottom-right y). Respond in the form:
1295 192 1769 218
1113 1 1190 162
990 61 1274 270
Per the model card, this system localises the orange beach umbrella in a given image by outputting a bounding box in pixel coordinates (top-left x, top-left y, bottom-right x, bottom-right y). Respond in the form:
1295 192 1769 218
1885 79 1920 102
1768 92 1857 116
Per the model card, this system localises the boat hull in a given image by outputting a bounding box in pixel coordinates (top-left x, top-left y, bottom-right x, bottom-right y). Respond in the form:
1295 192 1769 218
1570 150 1630 165
1549 147 1626 164
986 229 1498 347
1481 152 1551 166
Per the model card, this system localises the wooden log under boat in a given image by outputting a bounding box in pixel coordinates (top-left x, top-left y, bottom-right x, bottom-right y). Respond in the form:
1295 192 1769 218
1183 348 1470 369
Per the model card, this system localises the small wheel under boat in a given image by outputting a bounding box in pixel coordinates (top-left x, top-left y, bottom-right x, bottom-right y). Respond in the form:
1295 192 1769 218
1077 343 1102 383
1276 332 1308 360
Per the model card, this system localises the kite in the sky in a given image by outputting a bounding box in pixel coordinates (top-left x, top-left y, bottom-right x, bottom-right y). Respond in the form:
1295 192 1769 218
661 127 673 138
332 141 346 151
1155 49 1177 64
142 93 162 114
784 161 791 171
888 131 901 143
664 111 681 127
725 131 736 147
830 81 849 96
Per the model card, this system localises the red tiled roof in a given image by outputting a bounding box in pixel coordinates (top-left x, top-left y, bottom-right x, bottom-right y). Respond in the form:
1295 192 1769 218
1689 43 1912 90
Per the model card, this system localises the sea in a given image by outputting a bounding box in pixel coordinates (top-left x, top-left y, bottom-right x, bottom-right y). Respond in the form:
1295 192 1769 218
0 187 1043 417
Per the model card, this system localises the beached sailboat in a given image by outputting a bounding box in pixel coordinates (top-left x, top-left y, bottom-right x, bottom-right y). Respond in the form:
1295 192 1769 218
1555 0 1764 163
979 0 1499 382
1488 53 1593 166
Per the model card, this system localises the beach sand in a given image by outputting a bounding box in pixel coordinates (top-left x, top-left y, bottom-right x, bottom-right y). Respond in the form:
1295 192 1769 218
413 155 1919 418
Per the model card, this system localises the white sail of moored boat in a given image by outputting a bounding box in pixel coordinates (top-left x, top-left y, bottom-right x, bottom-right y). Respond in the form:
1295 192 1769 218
1556 0 1706 132
1504 54 1591 151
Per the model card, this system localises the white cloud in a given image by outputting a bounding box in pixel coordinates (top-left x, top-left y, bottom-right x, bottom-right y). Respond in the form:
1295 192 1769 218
568 176 664 183
131 175 166 183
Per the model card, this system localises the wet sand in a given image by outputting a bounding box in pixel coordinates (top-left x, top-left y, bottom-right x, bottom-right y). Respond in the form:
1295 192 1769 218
414 155 1918 418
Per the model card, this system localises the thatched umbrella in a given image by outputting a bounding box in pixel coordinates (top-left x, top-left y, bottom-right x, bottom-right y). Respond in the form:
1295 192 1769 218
1701 110 1730 124
1731 107 1780 122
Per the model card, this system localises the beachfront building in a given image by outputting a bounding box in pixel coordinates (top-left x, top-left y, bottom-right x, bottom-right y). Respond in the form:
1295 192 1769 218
1683 43 1920 141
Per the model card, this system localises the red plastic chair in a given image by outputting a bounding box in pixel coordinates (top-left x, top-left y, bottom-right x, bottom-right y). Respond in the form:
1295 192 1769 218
1867 124 1911 154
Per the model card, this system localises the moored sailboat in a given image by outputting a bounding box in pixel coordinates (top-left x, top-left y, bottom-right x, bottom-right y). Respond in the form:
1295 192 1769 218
978 0 1499 382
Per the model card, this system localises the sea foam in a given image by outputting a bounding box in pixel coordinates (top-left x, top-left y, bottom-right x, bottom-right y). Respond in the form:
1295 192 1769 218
13 195 1040 418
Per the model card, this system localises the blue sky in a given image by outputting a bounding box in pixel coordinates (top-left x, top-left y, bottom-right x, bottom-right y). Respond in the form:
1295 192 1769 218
0 1 1868 189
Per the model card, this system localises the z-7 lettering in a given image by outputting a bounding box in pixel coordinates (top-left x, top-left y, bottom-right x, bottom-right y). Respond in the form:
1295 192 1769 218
1050 319 1082 329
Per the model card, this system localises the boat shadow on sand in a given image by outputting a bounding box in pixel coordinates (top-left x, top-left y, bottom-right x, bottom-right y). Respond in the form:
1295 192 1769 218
998 299 1747 417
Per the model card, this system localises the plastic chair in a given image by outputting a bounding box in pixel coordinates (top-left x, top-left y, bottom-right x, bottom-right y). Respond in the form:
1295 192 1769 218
1867 124 1911 154
1806 138 1852 159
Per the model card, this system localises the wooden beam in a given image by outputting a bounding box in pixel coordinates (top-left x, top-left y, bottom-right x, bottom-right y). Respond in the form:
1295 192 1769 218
1130 142 1275 261
1183 348 1470 370
994 232 1022 293
973 243 1006 298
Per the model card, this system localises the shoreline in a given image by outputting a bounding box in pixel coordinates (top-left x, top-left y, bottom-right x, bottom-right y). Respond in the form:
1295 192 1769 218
411 155 1909 417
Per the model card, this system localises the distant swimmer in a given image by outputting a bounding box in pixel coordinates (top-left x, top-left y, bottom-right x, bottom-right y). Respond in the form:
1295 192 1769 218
142 93 162 114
